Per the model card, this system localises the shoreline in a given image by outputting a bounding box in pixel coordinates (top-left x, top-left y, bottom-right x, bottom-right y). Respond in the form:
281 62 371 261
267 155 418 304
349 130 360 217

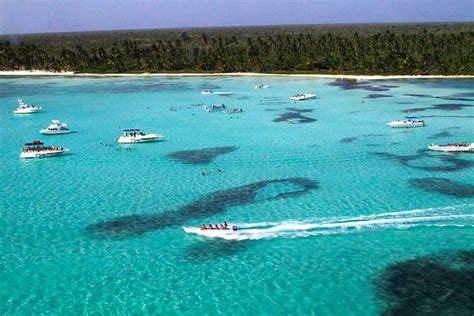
0 70 473 80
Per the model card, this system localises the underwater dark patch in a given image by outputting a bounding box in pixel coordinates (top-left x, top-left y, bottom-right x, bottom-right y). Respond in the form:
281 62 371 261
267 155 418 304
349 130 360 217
428 131 452 140
183 240 249 261
340 137 358 143
403 93 474 102
167 146 237 165
366 144 381 147
371 150 474 172
264 108 278 112
409 178 474 197
328 78 390 91
402 103 470 113
273 108 316 124
85 177 318 239
237 96 250 100
365 94 393 99
377 250 474 315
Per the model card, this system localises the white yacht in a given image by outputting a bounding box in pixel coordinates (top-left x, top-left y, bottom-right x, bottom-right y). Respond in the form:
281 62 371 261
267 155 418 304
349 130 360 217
290 93 317 101
387 115 425 128
20 140 69 159
115 129 162 143
204 104 226 112
13 99 42 114
201 90 234 95
39 120 71 135
224 107 243 114
254 84 269 89
428 143 474 152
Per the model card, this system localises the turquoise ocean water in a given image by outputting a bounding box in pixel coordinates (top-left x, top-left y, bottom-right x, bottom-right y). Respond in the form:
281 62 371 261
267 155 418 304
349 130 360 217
1 76 473 315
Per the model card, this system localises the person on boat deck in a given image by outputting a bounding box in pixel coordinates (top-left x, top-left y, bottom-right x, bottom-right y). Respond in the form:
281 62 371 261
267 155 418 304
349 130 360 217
224 221 228 228
201 224 207 230
209 224 214 229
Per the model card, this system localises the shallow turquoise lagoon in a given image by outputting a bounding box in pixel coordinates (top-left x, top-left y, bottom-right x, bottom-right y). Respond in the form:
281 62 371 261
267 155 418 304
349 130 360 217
1 76 473 315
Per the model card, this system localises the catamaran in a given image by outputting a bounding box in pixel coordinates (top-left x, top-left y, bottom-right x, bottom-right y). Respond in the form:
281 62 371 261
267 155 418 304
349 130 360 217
428 143 474 152
116 129 163 143
13 99 42 114
20 140 69 159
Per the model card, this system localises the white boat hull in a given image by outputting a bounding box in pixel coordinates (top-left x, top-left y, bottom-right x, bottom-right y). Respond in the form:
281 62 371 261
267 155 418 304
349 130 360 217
14 108 41 114
428 144 474 152
387 121 425 128
290 94 317 101
20 149 69 159
183 227 237 238
40 129 72 135
116 134 162 143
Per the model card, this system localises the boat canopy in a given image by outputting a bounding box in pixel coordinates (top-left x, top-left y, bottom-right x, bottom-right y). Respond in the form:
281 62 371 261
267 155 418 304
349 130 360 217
405 114 419 119
123 129 141 132
25 140 44 146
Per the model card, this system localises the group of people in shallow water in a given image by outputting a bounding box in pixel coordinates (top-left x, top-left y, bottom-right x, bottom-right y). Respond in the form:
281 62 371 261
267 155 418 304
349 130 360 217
23 145 63 152
201 222 228 230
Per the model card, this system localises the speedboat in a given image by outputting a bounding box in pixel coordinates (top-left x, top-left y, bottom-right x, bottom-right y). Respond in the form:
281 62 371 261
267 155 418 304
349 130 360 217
290 93 317 101
39 120 71 135
204 104 226 112
428 143 474 152
20 140 69 159
183 224 238 237
115 129 163 143
201 90 234 95
224 107 243 114
387 115 425 128
254 84 269 89
13 99 42 114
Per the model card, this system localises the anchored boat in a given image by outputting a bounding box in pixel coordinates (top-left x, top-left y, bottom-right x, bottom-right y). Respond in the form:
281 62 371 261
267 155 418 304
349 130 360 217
40 120 71 135
13 99 42 114
387 115 425 128
290 93 317 101
428 143 474 152
116 129 162 143
20 140 69 159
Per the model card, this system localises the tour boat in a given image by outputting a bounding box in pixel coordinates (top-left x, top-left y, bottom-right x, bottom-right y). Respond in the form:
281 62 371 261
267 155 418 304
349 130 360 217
115 129 163 143
204 104 226 112
201 90 234 95
183 224 238 237
290 93 317 101
387 115 425 128
13 99 42 114
254 84 269 89
39 120 71 135
428 143 474 152
224 107 243 114
20 140 69 159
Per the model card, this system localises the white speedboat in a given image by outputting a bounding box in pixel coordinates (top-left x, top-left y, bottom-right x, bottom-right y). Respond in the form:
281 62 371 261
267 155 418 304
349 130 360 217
387 115 425 128
13 99 42 114
224 107 243 114
254 84 269 89
290 93 317 101
428 143 474 152
204 104 226 112
116 129 162 143
183 224 238 237
201 90 234 95
39 120 71 135
20 140 69 159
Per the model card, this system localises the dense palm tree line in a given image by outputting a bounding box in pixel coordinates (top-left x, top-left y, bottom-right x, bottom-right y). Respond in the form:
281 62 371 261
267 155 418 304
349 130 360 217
0 28 473 74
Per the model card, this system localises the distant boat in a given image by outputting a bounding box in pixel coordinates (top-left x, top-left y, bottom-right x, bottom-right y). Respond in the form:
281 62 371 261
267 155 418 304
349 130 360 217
201 90 234 95
116 129 162 143
254 84 269 89
40 120 71 135
224 108 243 114
204 104 226 112
428 143 474 152
20 140 69 159
13 99 42 114
387 115 425 128
290 93 317 101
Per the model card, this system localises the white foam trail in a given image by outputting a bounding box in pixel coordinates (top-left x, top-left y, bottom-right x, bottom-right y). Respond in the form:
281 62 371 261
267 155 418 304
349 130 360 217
193 204 474 241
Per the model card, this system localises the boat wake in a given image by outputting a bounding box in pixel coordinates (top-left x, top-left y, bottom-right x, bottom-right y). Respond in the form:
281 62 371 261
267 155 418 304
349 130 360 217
185 204 474 241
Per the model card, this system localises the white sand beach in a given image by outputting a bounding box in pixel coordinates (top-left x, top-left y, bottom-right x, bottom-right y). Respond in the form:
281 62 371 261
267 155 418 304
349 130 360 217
0 70 473 80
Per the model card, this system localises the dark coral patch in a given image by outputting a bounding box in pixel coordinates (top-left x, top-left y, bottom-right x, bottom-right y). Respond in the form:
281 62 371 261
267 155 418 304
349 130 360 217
86 178 318 239
329 78 390 91
377 250 474 315
365 94 393 99
167 146 237 165
409 178 474 197
402 103 471 113
340 137 358 143
273 108 316 124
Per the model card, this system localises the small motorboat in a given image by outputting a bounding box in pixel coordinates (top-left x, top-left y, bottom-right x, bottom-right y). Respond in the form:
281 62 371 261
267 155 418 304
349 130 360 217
201 90 234 95
204 104 226 112
254 84 269 89
290 93 317 101
13 99 42 114
428 143 474 152
387 115 425 128
224 108 243 114
40 120 71 135
20 140 69 159
183 223 238 237
116 129 163 143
